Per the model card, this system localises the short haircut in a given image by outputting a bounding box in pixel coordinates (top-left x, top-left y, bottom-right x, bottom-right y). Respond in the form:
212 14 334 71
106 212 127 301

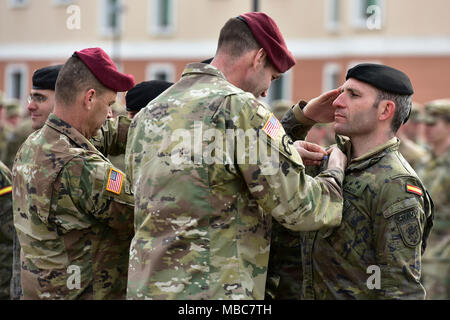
216 17 261 58
373 89 412 133
55 56 108 106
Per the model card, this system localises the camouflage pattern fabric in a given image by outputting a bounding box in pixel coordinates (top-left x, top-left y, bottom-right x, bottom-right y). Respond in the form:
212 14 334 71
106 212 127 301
419 149 450 299
125 63 345 300
2 119 34 170
91 115 131 158
0 161 13 299
295 136 433 299
12 114 134 299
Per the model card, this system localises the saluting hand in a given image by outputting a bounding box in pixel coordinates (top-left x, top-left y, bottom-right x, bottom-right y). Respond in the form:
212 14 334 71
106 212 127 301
303 87 342 123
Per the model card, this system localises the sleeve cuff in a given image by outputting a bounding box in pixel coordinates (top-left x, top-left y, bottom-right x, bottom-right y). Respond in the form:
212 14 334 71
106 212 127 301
293 101 317 126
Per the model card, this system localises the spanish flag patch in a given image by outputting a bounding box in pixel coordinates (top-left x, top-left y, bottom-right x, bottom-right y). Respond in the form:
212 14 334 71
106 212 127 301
262 113 281 139
106 168 124 195
406 184 423 196
0 185 12 196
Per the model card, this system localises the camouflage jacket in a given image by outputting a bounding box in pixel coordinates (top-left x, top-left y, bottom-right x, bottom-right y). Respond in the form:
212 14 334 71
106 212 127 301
0 161 13 299
418 149 450 263
298 137 434 299
125 63 344 300
12 114 134 300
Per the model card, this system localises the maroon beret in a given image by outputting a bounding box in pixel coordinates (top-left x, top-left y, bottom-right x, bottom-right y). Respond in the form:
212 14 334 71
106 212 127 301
239 12 295 73
73 47 135 92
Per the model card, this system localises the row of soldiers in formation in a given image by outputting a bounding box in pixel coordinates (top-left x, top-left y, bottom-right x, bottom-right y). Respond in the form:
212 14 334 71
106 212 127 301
0 11 449 300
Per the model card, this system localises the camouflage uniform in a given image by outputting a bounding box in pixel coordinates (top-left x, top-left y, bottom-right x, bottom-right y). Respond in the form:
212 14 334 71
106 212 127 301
0 161 13 299
420 150 450 299
125 63 345 300
418 100 450 300
269 130 434 299
3 118 35 169
12 114 134 299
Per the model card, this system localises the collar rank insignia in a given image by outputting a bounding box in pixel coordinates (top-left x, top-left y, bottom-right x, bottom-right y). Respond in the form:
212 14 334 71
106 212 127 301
406 184 423 196
106 168 124 195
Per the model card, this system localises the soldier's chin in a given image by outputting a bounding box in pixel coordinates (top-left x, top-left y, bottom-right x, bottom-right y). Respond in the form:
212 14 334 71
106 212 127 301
333 124 348 136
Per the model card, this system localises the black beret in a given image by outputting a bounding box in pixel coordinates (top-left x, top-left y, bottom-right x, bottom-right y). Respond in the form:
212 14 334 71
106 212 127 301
346 63 414 95
125 80 174 112
32 65 63 91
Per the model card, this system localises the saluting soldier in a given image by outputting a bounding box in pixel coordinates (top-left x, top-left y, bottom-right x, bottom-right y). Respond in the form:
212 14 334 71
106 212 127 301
272 63 434 299
13 47 135 300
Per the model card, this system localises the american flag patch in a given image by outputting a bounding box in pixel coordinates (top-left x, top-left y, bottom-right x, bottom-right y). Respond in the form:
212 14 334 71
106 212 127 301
406 184 423 196
262 113 281 139
106 168 124 195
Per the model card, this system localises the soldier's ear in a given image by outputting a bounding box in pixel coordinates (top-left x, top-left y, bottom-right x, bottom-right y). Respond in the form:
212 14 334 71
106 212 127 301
83 89 96 111
378 100 395 122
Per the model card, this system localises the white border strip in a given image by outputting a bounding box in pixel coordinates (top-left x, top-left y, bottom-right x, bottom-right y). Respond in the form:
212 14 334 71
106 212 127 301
1 37 450 60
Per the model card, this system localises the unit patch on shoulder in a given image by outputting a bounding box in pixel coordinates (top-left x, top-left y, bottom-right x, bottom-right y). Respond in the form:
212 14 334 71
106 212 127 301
106 168 124 195
406 184 423 196
262 113 281 139
394 208 421 247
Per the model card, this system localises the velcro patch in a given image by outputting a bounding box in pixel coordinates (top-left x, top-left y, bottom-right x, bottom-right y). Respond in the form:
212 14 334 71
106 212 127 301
394 208 421 248
0 185 12 196
406 184 423 196
262 113 281 139
106 168 124 195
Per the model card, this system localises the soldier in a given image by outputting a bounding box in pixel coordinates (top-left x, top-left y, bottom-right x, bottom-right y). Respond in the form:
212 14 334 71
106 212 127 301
397 102 428 170
125 80 173 119
13 47 135 299
273 63 434 299
125 12 347 300
0 161 13 300
5 99 21 127
27 65 63 131
419 99 450 300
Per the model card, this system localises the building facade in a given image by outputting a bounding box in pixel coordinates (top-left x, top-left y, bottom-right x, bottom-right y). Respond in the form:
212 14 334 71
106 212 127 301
1 0 450 110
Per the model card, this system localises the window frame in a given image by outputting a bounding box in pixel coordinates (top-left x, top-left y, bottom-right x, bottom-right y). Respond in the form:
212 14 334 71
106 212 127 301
4 64 28 106
146 63 176 82
149 0 176 36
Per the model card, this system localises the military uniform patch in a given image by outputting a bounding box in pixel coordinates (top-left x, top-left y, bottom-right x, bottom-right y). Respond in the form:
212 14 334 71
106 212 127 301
262 113 281 139
406 184 423 196
106 168 124 195
394 208 421 248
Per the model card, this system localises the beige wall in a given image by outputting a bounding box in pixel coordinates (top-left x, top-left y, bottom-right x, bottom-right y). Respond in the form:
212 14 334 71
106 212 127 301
2 0 450 44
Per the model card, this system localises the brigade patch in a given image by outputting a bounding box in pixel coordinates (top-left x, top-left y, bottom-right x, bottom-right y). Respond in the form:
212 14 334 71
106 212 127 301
262 113 281 139
0 185 12 196
106 168 124 195
406 184 423 196
394 208 421 248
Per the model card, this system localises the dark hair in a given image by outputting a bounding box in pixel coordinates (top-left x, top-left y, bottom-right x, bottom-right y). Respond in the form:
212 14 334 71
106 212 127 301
373 89 412 133
55 56 108 106
216 17 261 58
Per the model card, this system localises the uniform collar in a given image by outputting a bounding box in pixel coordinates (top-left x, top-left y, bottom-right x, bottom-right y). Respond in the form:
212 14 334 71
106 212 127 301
337 136 400 172
181 63 227 80
45 113 98 152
